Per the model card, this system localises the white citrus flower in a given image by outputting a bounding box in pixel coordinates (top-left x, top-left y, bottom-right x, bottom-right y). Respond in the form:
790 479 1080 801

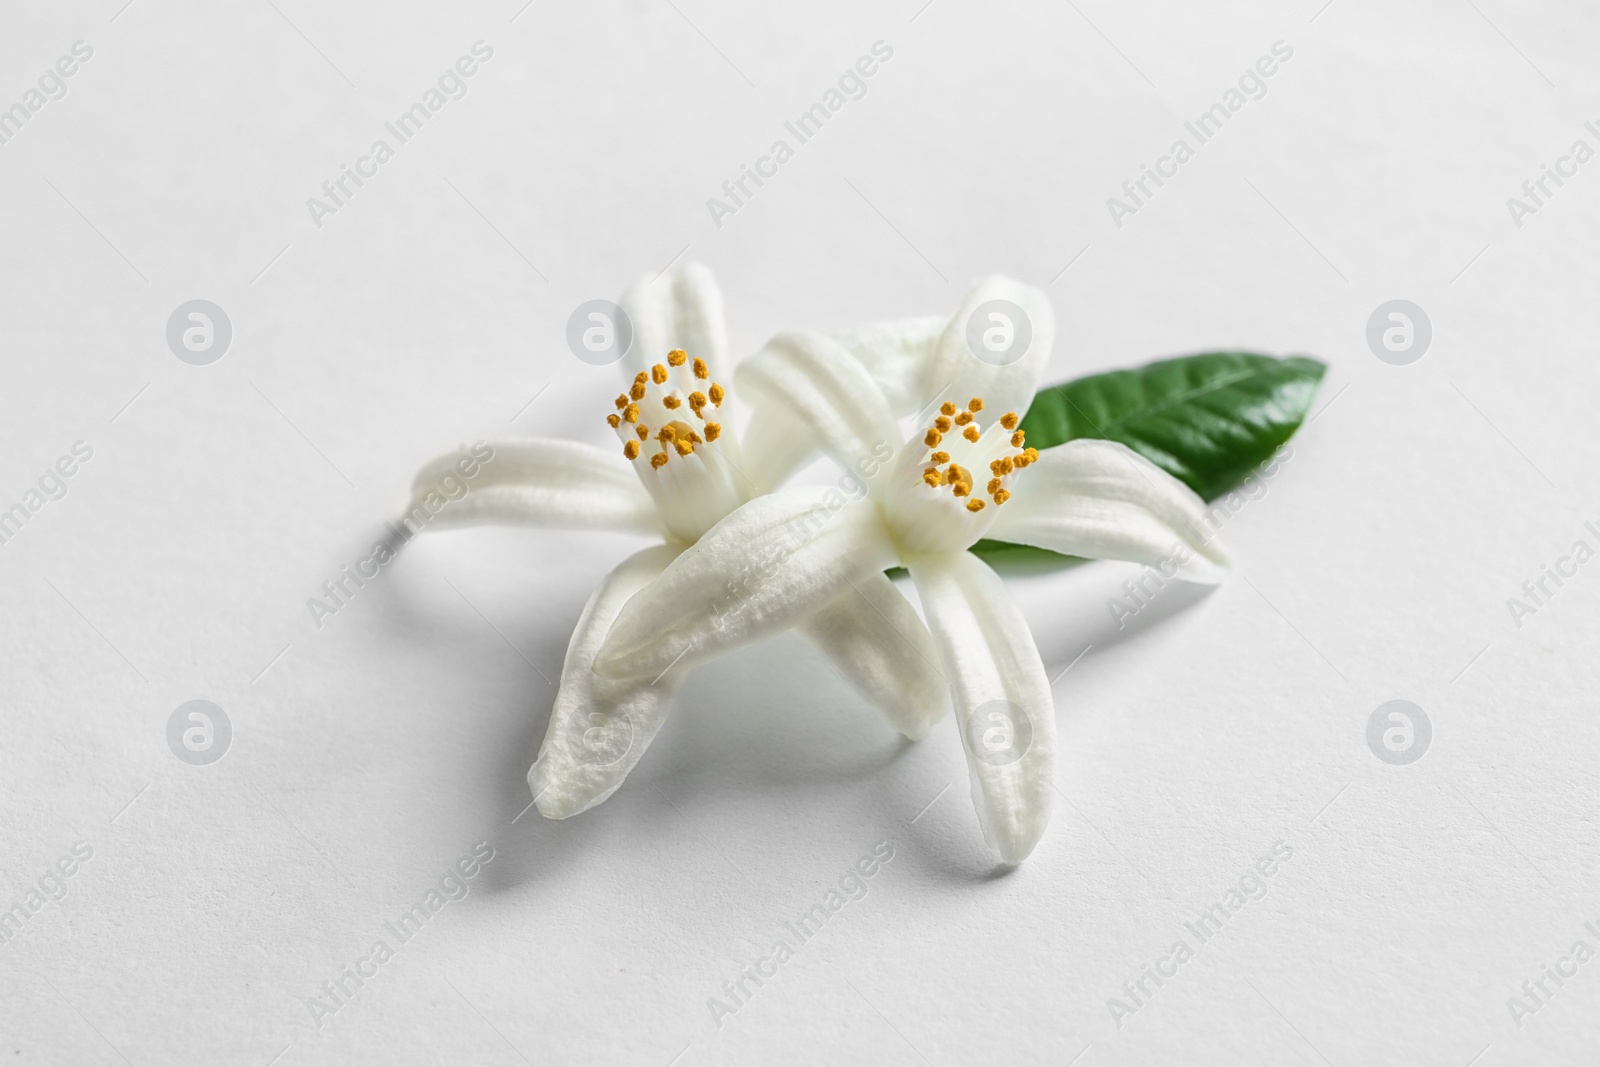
592 280 1228 863
406 264 945 820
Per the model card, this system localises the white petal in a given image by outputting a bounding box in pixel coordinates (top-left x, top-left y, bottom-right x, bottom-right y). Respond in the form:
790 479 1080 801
908 551 1054 864
798 573 949 740
837 315 947 414
736 330 902 489
988 439 1229 581
530 544 686 818
620 261 727 377
594 488 898 683
408 439 660 535
925 276 1054 420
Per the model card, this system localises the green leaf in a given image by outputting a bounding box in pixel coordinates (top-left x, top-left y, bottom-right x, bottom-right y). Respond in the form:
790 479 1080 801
1019 351 1325 500
970 352 1325 569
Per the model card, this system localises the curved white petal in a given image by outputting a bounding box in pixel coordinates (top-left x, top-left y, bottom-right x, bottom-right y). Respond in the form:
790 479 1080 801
799 572 949 740
407 439 660 535
836 315 947 415
594 488 898 683
736 330 902 488
987 439 1229 582
620 261 728 377
908 551 1054 864
924 276 1054 420
530 544 686 818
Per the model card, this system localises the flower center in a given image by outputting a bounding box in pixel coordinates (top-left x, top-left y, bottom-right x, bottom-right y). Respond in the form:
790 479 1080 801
604 349 744 543
915 398 1036 513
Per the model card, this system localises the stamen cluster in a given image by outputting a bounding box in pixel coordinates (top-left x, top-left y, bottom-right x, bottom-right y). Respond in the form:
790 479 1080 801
605 349 726 470
917 398 1037 513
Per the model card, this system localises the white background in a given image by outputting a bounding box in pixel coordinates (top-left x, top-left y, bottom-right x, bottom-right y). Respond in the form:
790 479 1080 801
1 0 1597 1064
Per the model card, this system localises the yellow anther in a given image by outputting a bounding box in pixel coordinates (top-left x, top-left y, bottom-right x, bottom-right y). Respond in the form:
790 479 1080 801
704 422 721 441
1011 431 1026 447
630 381 646 401
1000 412 1019 430
923 467 942 487
999 456 1014 474
658 426 676 443
930 451 949 464
623 440 640 460
989 459 1005 475
966 498 985 512
688 391 707 410
952 482 971 497
615 394 628 410
663 395 681 409
1025 447 1038 462
968 397 984 412
668 349 688 367
651 452 669 469
650 364 667 385
709 383 725 406
940 401 957 416
636 424 649 440
692 357 708 380
954 410 973 426
994 489 1011 505
674 439 694 457
963 425 981 443
924 430 942 447
987 478 1002 494
606 414 621 428
623 402 640 423
934 416 951 433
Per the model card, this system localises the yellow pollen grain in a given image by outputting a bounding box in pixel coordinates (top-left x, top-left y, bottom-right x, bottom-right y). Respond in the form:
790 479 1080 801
663 395 681 409
994 489 1010 505
1000 412 1019 430
709 383 725 406
952 482 970 497
606 414 620 428
652 364 669 384
636 424 649 440
623 440 640 460
968 397 984 412
987 478 1002 494
1011 431 1026 447
615 394 628 410
688 391 707 409
1025 447 1039 462
630 381 646 401
999 456 1014 474
668 349 687 367
704 422 721 441
934 416 951 433
930 451 949 464
924 429 942 447
940 401 957 416
658 426 676 443
692 357 708 380
966 498 985 512
675 439 693 456
954 410 973 426
923 467 941 486
623 402 640 423
651 452 669 469
963 425 981 443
